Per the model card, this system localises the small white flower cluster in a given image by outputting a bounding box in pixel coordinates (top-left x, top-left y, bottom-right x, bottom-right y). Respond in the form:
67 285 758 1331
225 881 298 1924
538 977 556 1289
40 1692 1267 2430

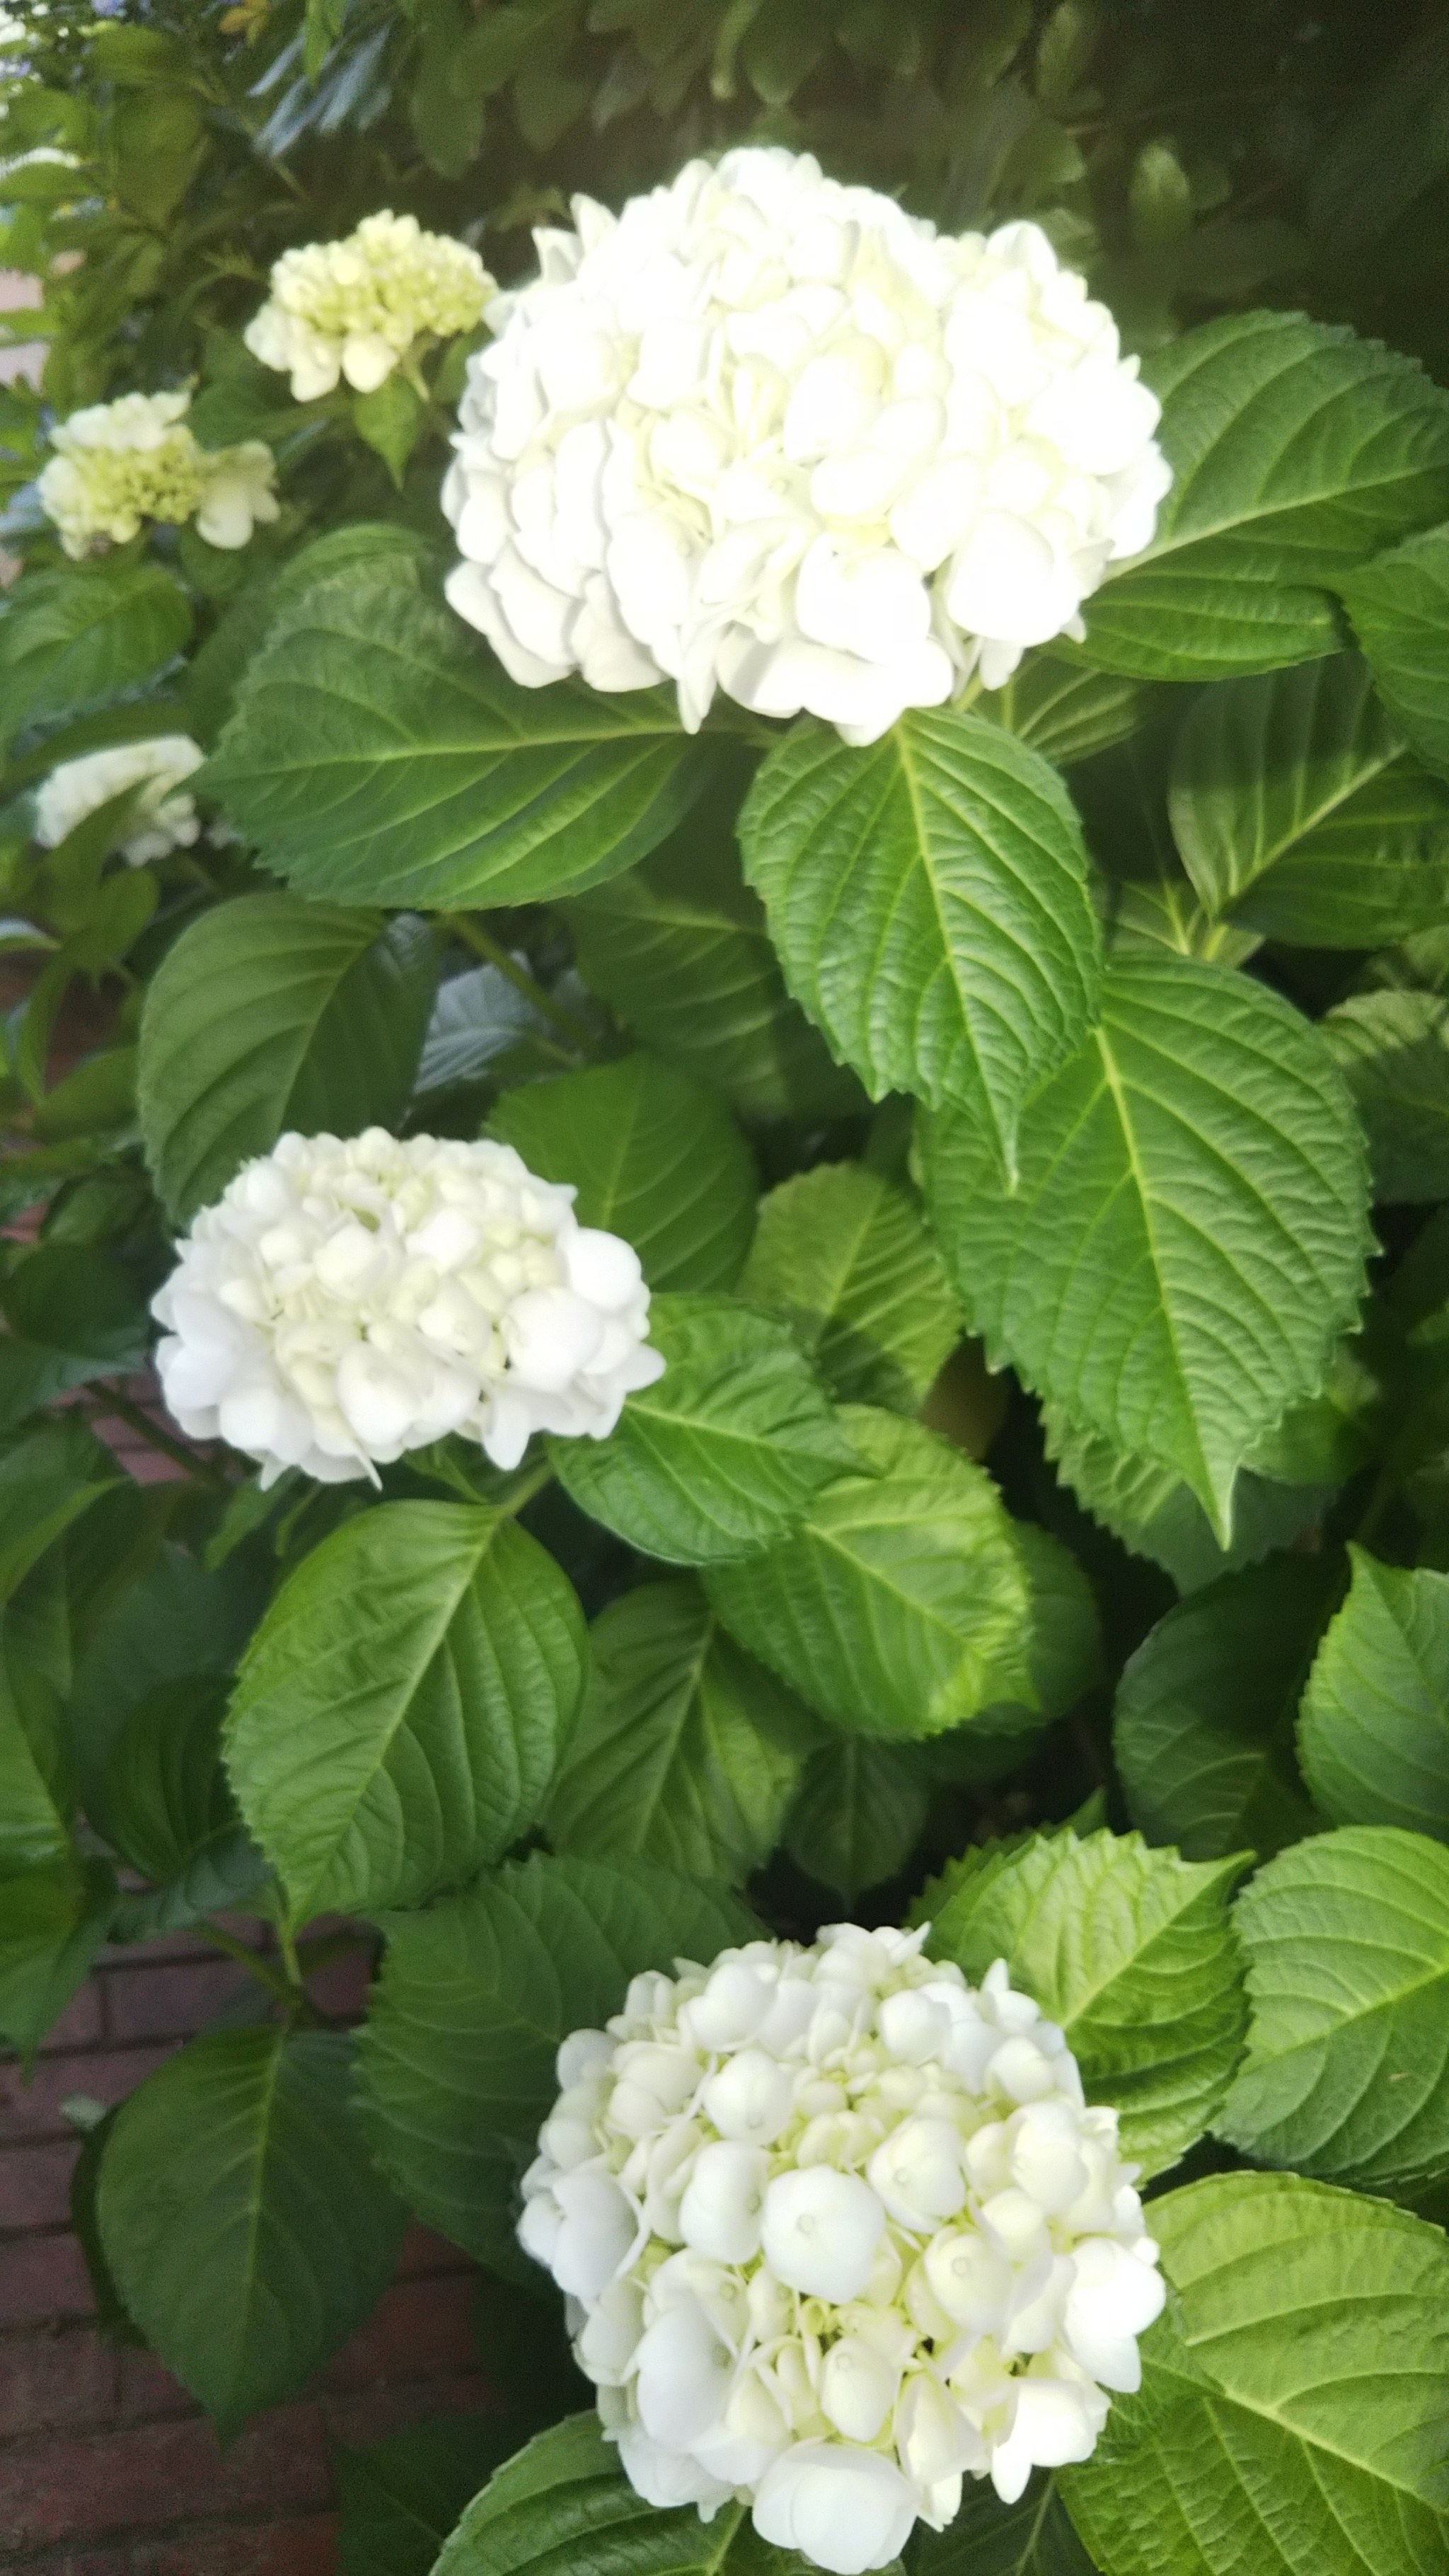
442 147 1170 748
244 209 493 402
36 389 279 558
152 1128 664 1489
33 735 207 866
520 1924 1165 2575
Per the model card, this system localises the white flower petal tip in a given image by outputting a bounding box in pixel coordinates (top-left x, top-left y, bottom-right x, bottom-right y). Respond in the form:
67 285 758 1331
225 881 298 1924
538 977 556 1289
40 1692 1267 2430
443 149 1168 747
245 209 493 404
151 1128 662 1487
517 1923 1162 2565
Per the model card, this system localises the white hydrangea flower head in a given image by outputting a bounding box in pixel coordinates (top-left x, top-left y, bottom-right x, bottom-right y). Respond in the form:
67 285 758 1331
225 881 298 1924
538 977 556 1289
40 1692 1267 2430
35 389 279 558
244 209 494 402
520 1924 1165 2574
33 734 207 866
441 147 1171 748
152 1127 665 1489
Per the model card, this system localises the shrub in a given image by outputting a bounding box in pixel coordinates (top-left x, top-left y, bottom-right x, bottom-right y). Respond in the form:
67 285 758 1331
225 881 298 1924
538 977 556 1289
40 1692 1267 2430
3 6 1449 2572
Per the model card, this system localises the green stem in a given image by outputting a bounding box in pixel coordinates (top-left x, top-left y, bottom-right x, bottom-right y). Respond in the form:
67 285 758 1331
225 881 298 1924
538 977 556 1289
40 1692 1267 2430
499 1460 555 1523
91 1382 231 1488
440 914 596 1051
195 1923 298 2010
271 1889 304 1994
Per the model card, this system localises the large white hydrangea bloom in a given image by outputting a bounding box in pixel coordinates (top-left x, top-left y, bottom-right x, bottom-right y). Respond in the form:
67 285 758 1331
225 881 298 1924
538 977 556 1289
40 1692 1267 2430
441 149 1170 748
520 1923 1164 2575
36 389 279 558
245 209 494 402
33 734 207 866
152 1128 664 1489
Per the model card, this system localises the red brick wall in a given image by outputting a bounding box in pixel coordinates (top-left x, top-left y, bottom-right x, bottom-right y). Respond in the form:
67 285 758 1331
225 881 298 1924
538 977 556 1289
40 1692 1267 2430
0 1922 495 2573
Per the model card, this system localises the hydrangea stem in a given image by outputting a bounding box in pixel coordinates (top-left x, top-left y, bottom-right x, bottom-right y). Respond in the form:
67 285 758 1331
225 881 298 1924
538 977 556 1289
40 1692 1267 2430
439 912 598 1051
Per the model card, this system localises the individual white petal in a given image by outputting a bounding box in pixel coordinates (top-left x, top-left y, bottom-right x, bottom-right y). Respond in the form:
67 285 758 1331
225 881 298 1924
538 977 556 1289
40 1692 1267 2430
633 2297 737 2447
1061 2236 1165 2390
819 2335 899 2442
762 2166 885 2301
752 2442 918 2576
678 2140 770 2264
550 2168 640 2301
989 2376 1099 2502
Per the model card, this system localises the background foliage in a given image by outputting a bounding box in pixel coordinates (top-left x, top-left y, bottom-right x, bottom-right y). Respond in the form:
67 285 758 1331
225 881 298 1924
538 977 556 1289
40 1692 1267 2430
5 4 1449 2573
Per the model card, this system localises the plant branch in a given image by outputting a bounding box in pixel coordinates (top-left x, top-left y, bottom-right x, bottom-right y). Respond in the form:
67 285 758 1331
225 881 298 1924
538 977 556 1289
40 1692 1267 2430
439 913 596 1051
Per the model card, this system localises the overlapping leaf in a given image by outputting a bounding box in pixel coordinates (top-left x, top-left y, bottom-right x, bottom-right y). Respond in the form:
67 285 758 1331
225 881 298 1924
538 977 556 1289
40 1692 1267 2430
1298 1547 1449 1837
1169 654 1449 945
1079 311 1449 678
549 1294 852 1565
226 1501 586 1925
1114 1556 1339 1859
138 891 436 1223
1217 1827 1449 2188
922 956 1371 1537
705 1406 1032 1740
562 819 863 1126
739 707 1101 1172
1339 519 1449 778
0 562 191 737
488 1053 756 1292
433 2414 773 2576
205 561 719 911
544 1580 814 1883
741 1161 959 1412
1061 2173 1449 2575
920 1827 1248 2171
1325 990 1449 1201
356 1855 754 2265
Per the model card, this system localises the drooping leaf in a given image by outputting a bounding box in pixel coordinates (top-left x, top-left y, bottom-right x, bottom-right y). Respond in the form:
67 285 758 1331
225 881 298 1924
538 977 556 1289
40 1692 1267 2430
1298 1547 1449 1838
97 2026 406 2439
0 1240 151 1434
1168 654 1449 947
1339 519 1449 780
0 1854 114 2057
356 1855 755 2265
785 1735 929 1902
101 1675 269 1935
739 707 1102 1172
69 1537 262 1818
226 1501 586 1926
921 955 1371 1538
487 1053 757 1292
138 892 437 1224
544 1580 814 1884
920 1827 1248 2171
0 1624 70 1866
432 2415 766 2576
562 816 864 1126
740 1162 959 1413
705 1405 1032 1742
1114 1556 1339 1859
0 562 191 737
335 2416 520 2576
0 1417 124 1607
1060 2172 1449 2576
1216 1827 1449 2190
549 1294 853 1566
205 561 720 911
1325 990 1449 1203
1078 311 1449 680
